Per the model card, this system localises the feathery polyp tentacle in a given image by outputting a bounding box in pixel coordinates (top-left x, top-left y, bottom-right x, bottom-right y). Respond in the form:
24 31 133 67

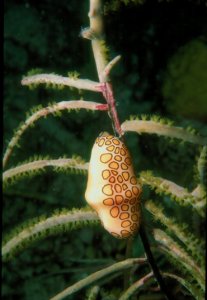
3 100 108 169
121 120 207 145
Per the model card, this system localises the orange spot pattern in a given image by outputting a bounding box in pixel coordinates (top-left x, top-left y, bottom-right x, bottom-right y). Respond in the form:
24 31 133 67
115 195 124 205
110 206 119 218
102 184 113 196
95 133 142 239
102 170 110 180
100 153 112 163
103 198 114 206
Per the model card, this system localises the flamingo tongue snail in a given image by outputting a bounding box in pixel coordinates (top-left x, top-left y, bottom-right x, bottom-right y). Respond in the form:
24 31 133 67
85 132 142 239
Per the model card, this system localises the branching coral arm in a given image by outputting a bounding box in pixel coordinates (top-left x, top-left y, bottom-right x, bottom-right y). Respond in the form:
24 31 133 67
49 258 146 300
163 273 204 300
154 229 205 291
192 146 207 198
119 272 154 300
2 208 99 260
140 171 205 217
21 74 103 92
82 0 122 136
3 158 89 185
102 55 121 81
197 146 207 185
88 0 107 82
3 100 108 169
86 286 100 300
139 225 174 300
120 272 200 300
121 120 207 145
145 200 205 270
140 172 195 200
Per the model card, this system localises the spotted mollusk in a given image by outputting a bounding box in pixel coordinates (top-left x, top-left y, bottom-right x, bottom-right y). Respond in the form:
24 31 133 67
85 132 142 239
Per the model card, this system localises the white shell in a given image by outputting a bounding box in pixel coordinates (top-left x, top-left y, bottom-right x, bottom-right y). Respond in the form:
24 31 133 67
85 132 142 239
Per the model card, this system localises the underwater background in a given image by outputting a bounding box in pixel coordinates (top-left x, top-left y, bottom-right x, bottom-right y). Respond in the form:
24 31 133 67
3 0 207 299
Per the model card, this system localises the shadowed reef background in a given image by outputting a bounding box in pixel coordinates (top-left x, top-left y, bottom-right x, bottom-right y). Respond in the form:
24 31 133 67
3 0 207 299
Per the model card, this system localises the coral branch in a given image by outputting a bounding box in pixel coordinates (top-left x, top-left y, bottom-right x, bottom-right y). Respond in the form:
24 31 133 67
139 225 173 300
3 157 89 185
49 258 146 300
145 200 205 269
119 272 154 300
2 208 99 260
21 74 102 92
140 171 205 217
197 146 207 183
193 146 207 198
86 286 100 300
191 186 206 207
163 273 204 300
3 100 108 169
154 229 205 291
101 82 123 136
121 120 207 145
121 271 202 300
102 55 121 81
83 1 122 137
88 0 107 82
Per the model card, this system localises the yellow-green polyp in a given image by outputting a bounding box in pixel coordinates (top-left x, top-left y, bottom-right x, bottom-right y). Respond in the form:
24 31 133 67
85 132 142 239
